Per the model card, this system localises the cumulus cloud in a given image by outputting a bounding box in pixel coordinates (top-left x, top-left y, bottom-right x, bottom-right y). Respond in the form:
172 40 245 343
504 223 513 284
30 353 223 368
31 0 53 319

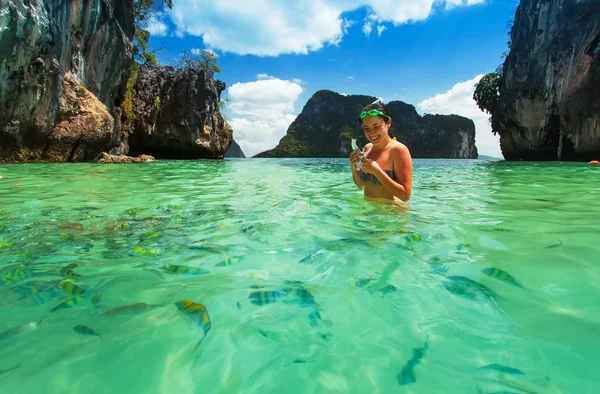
227 78 303 157
169 1 489 56
445 0 486 10
191 48 217 56
147 12 169 37
416 75 502 157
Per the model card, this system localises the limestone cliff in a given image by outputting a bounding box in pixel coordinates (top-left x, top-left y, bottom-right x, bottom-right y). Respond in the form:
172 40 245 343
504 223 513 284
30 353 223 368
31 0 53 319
0 1 231 162
255 90 477 159
123 62 231 159
0 0 135 162
493 0 600 161
225 139 245 158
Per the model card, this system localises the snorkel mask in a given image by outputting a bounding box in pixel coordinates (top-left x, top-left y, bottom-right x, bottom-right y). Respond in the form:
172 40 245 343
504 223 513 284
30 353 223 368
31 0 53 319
351 98 387 166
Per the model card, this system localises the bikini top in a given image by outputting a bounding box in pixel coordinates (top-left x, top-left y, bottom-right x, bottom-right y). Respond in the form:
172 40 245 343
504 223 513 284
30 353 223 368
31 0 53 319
359 169 396 185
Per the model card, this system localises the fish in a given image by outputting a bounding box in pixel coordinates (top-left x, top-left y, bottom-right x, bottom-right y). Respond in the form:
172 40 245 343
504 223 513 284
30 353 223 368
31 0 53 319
443 276 498 302
101 302 161 316
175 299 211 335
165 265 209 276
132 246 161 256
2 264 29 285
73 324 102 338
0 364 20 376
58 279 85 295
60 263 81 278
397 339 429 385
248 290 287 306
404 232 425 242
91 294 102 307
299 249 326 264
175 299 212 360
215 255 244 267
250 284 326 327
0 320 42 341
545 240 562 249
368 284 397 295
355 277 374 288
51 296 84 312
481 268 525 289
475 364 526 375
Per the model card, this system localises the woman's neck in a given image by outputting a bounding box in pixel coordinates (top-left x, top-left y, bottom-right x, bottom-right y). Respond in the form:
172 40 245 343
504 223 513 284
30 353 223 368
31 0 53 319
372 135 392 151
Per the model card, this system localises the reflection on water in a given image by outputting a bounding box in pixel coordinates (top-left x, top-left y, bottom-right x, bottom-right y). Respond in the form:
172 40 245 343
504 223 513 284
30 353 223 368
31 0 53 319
0 159 598 393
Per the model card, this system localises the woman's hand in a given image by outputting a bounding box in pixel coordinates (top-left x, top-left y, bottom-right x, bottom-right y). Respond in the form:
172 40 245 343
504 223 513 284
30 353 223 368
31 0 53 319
349 151 363 169
360 158 382 175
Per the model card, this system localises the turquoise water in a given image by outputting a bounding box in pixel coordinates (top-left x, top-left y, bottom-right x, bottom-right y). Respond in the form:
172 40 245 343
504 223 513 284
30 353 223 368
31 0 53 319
0 158 599 394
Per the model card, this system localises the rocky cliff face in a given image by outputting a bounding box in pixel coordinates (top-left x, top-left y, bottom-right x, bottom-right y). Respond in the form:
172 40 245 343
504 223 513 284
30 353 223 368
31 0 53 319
0 0 135 162
224 139 245 158
124 62 231 159
494 0 600 161
255 90 477 159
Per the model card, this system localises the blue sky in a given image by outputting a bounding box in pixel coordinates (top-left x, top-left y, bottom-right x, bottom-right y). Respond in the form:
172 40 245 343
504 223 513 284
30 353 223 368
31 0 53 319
148 0 519 157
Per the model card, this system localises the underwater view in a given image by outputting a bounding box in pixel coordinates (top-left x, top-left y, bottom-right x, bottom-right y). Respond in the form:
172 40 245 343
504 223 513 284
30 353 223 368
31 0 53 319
0 158 599 394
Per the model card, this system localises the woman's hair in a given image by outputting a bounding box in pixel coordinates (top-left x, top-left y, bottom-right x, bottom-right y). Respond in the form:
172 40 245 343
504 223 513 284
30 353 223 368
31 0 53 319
359 100 392 124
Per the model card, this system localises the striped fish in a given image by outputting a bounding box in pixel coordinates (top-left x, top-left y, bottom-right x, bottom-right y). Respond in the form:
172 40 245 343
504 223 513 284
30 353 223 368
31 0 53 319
248 290 287 306
73 324 102 338
443 276 498 302
299 249 326 264
175 299 211 336
58 279 85 295
215 255 245 267
51 296 84 312
60 263 81 278
165 265 209 276
481 268 525 289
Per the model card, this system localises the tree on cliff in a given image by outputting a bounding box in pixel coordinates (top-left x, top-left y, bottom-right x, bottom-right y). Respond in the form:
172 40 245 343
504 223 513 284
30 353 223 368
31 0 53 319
174 50 221 74
473 69 502 134
133 0 173 63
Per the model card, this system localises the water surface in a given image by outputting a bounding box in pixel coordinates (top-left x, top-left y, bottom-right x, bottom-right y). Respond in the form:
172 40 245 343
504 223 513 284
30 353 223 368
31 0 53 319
0 158 599 393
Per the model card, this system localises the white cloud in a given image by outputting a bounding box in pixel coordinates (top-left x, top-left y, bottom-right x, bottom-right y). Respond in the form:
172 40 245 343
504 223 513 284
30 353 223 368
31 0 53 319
191 48 217 56
416 75 502 158
227 78 303 157
362 21 373 36
347 76 355 80
147 12 169 37
445 0 486 10
170 1 489 56
256 73 270 79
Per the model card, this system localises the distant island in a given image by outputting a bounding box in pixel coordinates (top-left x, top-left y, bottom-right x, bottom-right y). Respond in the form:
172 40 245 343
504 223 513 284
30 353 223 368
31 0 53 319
254 90 478 159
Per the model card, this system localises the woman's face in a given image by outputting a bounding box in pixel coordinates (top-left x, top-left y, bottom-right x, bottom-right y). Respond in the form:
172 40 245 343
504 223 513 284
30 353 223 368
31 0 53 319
362 115 390 145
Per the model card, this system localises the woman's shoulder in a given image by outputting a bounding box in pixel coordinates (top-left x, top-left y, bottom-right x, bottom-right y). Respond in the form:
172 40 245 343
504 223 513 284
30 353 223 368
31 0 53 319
390 140 411 157
363 142 373 151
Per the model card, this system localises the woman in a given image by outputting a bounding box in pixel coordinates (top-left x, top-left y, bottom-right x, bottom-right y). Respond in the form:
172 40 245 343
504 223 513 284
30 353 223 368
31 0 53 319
349 100 413 202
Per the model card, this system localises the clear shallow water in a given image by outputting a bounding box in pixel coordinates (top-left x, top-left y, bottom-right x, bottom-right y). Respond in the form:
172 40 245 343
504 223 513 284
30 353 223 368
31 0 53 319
0 158 599 394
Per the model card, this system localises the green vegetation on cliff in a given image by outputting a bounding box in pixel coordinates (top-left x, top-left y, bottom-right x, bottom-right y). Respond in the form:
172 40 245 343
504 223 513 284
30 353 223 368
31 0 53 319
133 0 173 63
